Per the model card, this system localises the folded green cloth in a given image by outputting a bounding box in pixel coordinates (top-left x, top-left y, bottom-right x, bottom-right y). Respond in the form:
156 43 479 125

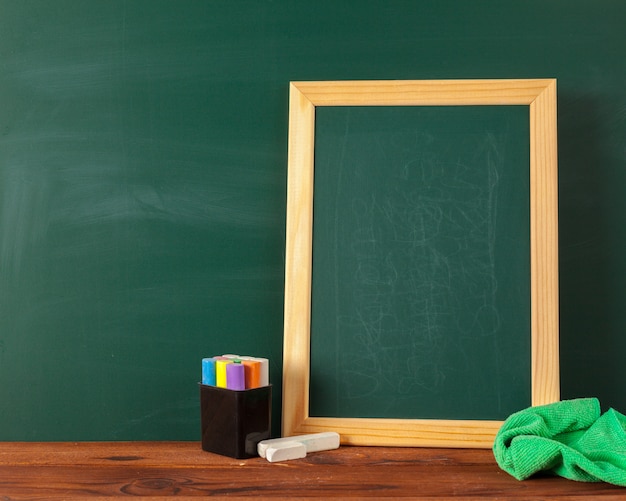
493 398 626 486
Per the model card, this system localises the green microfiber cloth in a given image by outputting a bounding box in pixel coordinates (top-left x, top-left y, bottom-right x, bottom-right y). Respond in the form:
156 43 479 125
493 398 626 486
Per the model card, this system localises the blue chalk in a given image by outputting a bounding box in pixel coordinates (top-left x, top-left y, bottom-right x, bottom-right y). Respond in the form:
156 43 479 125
202 357 217 386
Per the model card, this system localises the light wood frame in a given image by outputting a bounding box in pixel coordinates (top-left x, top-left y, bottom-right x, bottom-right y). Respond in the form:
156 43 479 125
283 80 559 448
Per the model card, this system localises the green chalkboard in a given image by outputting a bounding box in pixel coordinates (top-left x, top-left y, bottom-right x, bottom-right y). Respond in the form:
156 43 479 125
1 0 626 441
310 106 531 420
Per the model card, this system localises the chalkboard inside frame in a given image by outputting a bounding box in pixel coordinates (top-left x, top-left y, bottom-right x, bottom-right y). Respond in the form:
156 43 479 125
282 80 559 448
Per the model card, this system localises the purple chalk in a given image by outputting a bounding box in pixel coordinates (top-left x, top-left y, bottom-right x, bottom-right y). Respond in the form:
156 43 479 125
226 362 245 390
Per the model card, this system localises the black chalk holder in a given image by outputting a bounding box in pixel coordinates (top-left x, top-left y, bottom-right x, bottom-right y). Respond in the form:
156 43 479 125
199 383 272 459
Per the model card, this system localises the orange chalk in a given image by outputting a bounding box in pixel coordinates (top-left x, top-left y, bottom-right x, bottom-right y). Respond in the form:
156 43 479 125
241 359 261 389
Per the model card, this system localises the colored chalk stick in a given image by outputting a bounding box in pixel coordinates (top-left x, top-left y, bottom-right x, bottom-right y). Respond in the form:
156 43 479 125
226 362 245 390
215 359 232 388
256 358 269 387
202 358 216 386
240 356 269 387
241 359 261 389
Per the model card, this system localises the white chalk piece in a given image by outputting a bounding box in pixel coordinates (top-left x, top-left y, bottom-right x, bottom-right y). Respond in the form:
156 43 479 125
265 441 307 463
255 358 269 387
257 431 340 458
221 354 240 360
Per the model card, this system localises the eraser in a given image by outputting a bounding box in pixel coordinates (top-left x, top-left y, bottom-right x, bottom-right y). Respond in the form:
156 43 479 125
265 441 307 463
257 431 340 458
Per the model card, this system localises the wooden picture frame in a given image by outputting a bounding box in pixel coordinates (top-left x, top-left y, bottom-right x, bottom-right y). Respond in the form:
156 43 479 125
282 80 559 448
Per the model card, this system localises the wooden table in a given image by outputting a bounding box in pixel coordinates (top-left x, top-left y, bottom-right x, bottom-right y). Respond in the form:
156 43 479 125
0 442 624 499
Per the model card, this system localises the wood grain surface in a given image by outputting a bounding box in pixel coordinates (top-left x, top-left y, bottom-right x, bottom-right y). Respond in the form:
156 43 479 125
0 442 623 499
